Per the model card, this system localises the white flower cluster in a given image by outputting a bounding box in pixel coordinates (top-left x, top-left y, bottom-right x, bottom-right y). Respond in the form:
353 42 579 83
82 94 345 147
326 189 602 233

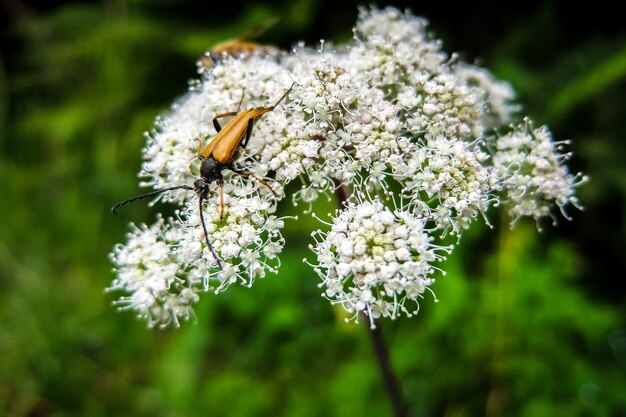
493 121 587 226
109 186 287 327
309 199 452 327
109 216 200 327
456 63 519 129
110 7 584 327
401 135 495 233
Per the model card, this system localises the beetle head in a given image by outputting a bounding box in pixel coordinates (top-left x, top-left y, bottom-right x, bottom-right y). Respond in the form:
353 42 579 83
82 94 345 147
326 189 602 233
194 177 210 198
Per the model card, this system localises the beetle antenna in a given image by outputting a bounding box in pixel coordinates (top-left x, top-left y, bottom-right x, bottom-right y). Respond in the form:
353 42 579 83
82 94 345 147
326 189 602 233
236 88 246 113
271 81 295 109
198 193 222 267
111 185 194 215
286 72 299 86
240 17 279 41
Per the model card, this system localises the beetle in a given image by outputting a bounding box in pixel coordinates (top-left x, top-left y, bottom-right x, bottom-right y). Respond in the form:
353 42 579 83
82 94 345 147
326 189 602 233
112 82 295 267
199 19 280 68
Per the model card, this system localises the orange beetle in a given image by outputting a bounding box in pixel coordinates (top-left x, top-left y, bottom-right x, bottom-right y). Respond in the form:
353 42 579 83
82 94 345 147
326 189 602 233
112 83 295 267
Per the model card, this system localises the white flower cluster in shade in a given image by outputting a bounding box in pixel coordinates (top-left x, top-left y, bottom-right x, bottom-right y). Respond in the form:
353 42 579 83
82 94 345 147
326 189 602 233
110 7 585 327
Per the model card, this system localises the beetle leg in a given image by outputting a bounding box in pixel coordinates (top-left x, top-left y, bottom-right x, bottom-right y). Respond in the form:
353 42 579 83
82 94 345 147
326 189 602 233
241 118 255 148
230 168 277 196
213 111 238 133
218 180 225 220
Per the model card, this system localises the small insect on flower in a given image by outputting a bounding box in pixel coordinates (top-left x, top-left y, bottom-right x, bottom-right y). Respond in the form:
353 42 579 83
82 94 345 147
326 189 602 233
111 82 296 267
199 19 281 68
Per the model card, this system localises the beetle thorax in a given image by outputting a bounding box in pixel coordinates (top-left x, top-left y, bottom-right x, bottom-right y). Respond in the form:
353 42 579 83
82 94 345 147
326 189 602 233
200 157 224 183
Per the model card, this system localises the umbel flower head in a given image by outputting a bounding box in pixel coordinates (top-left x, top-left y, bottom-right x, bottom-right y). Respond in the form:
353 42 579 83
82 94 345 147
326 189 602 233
110 7 586 328
307 198 453 327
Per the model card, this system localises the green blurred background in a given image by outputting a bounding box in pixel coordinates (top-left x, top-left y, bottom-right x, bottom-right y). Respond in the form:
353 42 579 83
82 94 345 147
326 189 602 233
1 1 625 416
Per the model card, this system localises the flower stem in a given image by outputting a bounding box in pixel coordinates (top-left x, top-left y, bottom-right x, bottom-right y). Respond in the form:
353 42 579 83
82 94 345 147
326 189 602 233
333 179 408 417
362 314 409 417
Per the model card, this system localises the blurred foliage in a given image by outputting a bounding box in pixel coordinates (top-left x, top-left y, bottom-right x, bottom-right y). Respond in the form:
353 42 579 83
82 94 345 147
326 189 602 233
1 1 625 416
